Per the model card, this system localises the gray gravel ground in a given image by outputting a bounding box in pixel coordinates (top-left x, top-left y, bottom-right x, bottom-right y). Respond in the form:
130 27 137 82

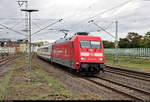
35 56 132 100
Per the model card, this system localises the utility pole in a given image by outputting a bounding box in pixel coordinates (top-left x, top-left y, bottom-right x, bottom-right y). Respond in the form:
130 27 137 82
88 20 119 63
18 0 28 55
21 9 39 73
18 0 28 34
114 21 118 63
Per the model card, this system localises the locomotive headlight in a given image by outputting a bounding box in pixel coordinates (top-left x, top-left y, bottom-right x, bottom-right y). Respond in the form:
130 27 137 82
81 57 86 60
98 58 103 61
94 53 103 57
80 52 89 56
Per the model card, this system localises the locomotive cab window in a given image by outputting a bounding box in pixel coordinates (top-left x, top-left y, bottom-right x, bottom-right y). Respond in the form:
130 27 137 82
80 40 101 49
80 40 91 48
91 41 101 49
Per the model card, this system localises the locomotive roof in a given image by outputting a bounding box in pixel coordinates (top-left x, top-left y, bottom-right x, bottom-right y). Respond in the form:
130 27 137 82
54 35 101 44
54 37 73 44
54 32 90 44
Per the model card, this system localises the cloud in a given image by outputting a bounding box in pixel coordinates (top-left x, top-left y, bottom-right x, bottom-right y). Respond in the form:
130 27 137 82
0 0 150 42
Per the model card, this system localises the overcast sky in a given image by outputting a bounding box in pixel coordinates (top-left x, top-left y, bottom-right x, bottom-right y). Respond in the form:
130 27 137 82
0 0 150 42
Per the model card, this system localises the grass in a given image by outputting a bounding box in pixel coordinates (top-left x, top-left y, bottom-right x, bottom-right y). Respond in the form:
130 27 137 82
20 82 26 88
33 64 75 100
33 63 102 100
0 55 27 100
27 85 38 91
105 55 150 71
1 55 78 100
1 55 102 100
0 63 25 100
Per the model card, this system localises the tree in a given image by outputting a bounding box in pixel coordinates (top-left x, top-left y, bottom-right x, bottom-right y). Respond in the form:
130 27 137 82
145 31 150 38
126 32 142 48
140 32 150 48
144 38 150 48
118 38 130 48
103 41 115 48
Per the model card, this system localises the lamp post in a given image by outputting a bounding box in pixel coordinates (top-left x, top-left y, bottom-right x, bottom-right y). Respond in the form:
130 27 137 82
21 9 38 72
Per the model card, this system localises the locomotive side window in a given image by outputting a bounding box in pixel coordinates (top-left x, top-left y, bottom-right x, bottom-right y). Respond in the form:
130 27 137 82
80 40 101 49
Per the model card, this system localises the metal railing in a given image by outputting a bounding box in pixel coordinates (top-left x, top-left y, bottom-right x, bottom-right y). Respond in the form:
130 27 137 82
104 48 150 59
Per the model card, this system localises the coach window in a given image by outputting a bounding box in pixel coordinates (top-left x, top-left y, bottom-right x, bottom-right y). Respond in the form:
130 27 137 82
45 48 48 52
42 47 48 52
72 42 74 48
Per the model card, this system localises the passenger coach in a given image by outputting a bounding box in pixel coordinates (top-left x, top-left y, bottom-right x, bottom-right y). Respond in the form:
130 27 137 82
37 43 52 60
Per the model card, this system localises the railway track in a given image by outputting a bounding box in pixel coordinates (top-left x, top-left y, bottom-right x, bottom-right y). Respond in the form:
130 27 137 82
36 56 150 100
0 55 21 67
0 55 23 83
105 65 150 80
62 67 150 100
82 76 150 100
105 68 150 82
35 57 131 100
0 57 12 67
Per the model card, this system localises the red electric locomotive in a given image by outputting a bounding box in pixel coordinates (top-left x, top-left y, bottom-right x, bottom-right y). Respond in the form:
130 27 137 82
51 32 105 75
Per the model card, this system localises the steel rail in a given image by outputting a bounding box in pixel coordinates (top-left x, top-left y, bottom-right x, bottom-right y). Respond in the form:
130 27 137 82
36 56 149 100
82 78 144 100
105 65 150 78
96 76 150 95
36 56 142 100
0 55 21 67
105 69 150 82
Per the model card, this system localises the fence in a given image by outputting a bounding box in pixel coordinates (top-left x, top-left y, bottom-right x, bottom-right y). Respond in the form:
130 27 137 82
0 46 38 54
0 47 16 54
104 48 150 58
